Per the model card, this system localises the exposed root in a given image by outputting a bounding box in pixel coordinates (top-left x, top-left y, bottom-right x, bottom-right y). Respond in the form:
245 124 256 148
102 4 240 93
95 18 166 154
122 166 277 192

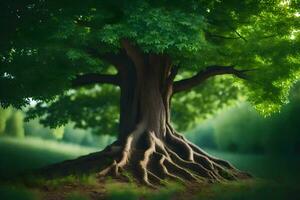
98 122 146 178
96 125 251 187
156 154 185 183
166 125 194 161
139 131 157 186
166 124 251 178
33 112 251 189
98 134 133 177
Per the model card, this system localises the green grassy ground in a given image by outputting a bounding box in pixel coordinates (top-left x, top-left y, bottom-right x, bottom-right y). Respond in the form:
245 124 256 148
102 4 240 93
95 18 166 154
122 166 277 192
0 137 299 200
0 137 98 179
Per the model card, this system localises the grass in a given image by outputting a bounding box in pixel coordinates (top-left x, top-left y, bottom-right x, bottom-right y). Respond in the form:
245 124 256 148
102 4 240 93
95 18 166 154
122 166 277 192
65 192 90 200
105 181 184 200
22 174 98 190
0 136 300 200
0 136 98 179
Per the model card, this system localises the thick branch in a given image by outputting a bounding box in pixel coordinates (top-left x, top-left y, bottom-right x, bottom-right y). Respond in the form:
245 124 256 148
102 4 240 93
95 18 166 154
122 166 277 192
173 66 255 93
72 73 120 87
206 32 241 40
205 31 247 42
167 66 179 84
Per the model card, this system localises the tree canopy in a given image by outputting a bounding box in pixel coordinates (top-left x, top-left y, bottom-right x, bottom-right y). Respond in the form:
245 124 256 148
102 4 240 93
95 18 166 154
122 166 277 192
0 0 299 134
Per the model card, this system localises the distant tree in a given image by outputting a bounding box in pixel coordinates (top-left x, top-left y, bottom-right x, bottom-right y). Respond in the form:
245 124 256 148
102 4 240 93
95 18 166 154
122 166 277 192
0 0 299 185
51 126 64 140
5 111 25 138
214 103 266 153
0 107 12 135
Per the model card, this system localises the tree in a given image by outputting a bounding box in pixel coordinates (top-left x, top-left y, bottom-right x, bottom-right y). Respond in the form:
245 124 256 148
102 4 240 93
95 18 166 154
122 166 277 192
0 107 12 134
0 0 299 186
5 110 25 138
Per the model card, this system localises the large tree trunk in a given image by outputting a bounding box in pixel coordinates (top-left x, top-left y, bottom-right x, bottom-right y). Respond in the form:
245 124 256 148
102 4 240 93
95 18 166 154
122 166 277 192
97 53 250 187
39 47 250 187
118 54 170 144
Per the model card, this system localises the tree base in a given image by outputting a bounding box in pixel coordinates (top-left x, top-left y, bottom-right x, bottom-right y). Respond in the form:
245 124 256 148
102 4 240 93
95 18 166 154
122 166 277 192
98 128 251 187
38 126 251 188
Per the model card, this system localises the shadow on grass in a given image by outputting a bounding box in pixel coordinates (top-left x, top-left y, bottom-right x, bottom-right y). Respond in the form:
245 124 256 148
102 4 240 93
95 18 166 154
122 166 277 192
197 180 300 200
